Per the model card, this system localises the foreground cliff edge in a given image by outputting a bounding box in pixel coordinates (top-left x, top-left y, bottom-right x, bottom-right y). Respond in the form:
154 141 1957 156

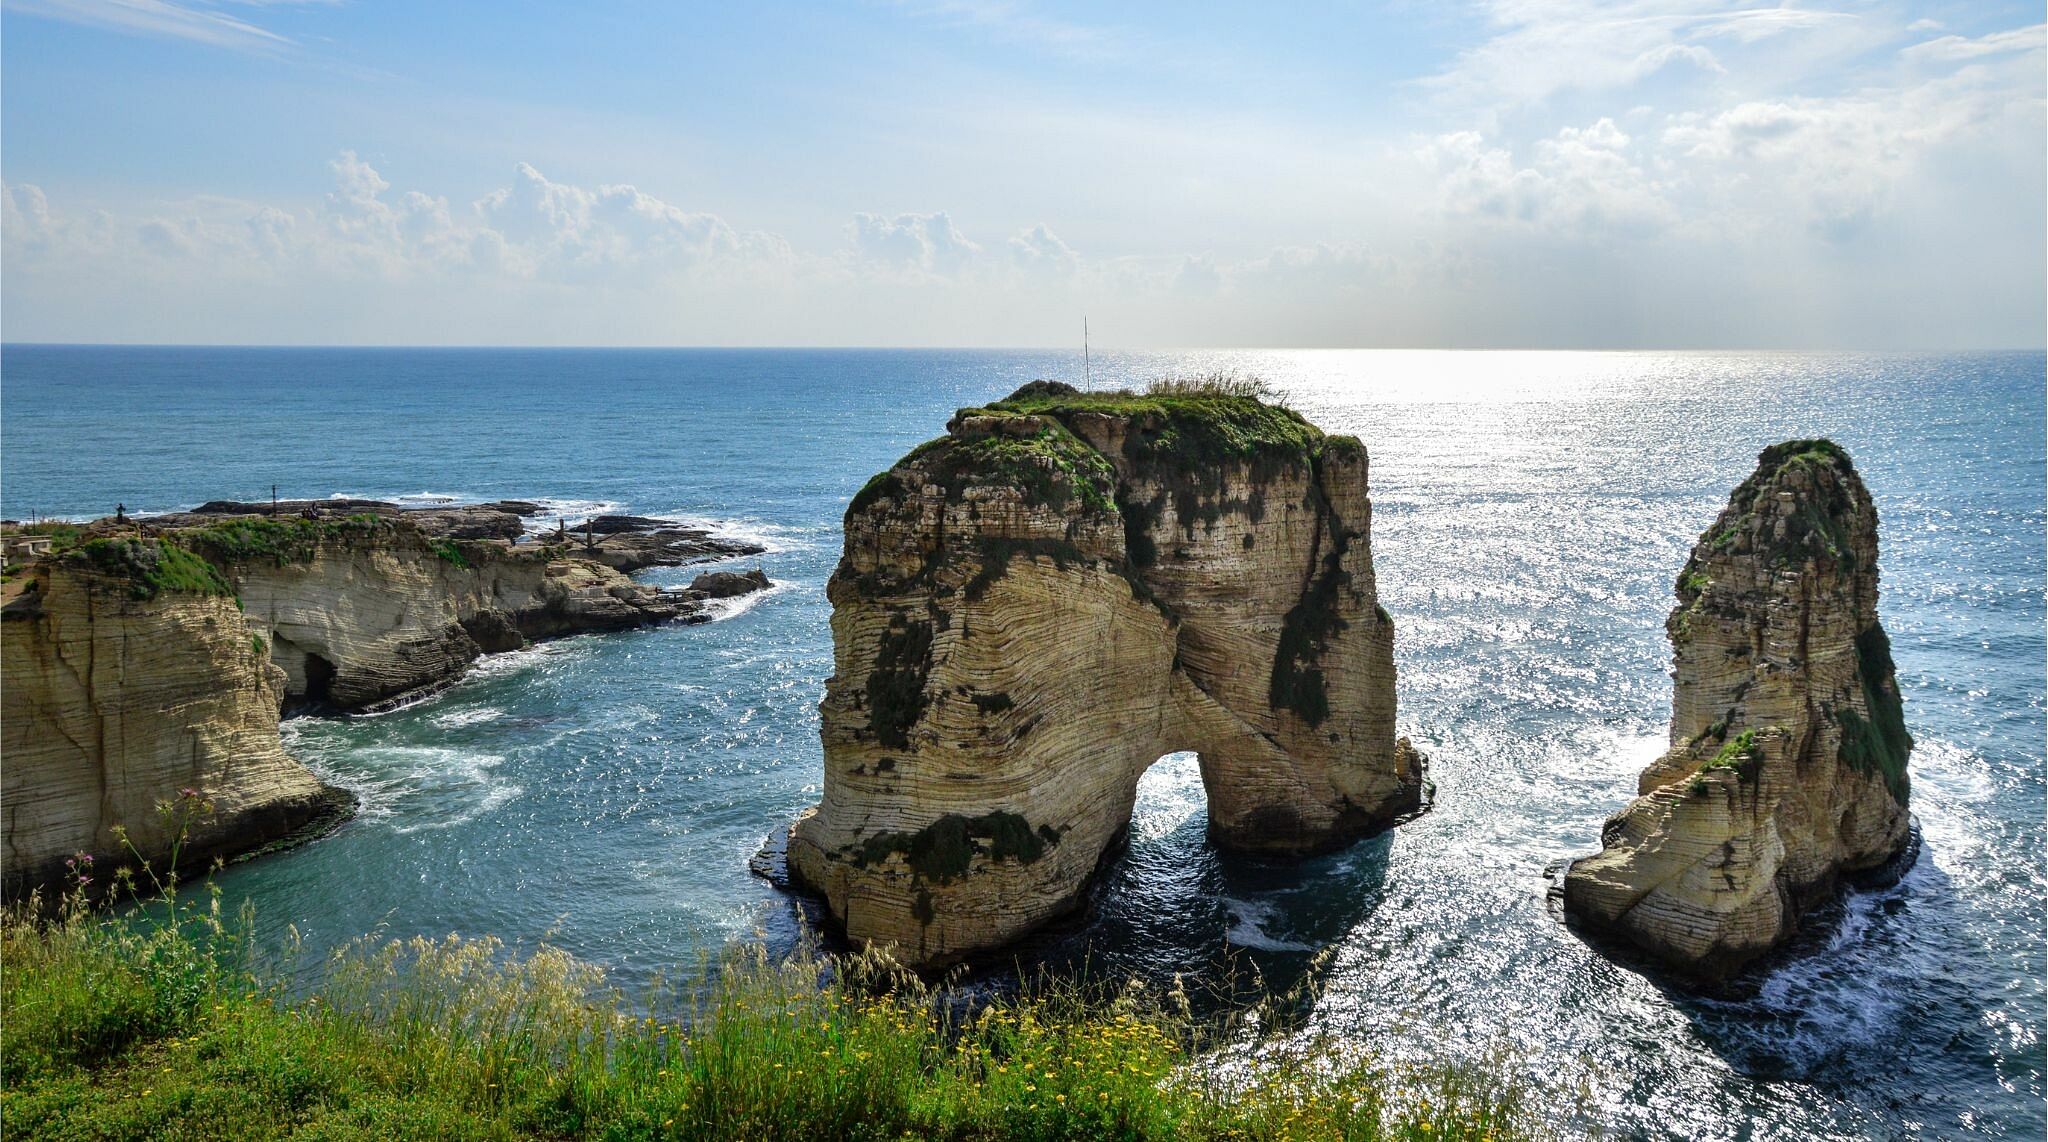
1562 439 1914 982
3 505 768 901
786 380 1427 967
2 545 353 898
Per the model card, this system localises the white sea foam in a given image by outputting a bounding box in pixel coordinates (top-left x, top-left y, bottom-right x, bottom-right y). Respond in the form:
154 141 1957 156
469 637 592 678
382 491 472 507
431 705 507 730
379 745 520 834
696 577 790 622
520 498 630 536
644 511 816 554
1222 898 1315 952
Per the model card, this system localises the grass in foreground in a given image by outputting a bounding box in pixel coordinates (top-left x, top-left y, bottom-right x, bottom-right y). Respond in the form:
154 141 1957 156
3 880 1537 1141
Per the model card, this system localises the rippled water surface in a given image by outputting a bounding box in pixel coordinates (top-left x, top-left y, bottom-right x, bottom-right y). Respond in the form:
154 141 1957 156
4 347 2042 1139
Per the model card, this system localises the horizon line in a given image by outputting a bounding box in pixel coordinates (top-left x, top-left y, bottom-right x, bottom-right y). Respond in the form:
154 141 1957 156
4 342 2043 355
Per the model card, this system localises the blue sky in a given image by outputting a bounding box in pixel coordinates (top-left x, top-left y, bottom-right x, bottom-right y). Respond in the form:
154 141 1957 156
3 1 2042 347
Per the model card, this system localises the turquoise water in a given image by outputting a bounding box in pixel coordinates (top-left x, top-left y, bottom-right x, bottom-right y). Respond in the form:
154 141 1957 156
3 346 2042 1139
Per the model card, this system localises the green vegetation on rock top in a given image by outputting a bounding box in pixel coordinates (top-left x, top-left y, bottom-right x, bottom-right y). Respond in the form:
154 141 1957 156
849 416 1117 517
933 420 1118 513
66 538 235 602
182 514 395 567
970 379 1326 468
1701 437 1864 569
1688 727 1766 792
1757 438 1854 475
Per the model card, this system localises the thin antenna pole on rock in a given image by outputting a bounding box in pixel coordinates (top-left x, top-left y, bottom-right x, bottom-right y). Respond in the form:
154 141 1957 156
1084 316 1091 391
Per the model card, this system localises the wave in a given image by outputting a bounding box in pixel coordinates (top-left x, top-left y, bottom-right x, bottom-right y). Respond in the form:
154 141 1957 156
697 577 791 623
643 511 819 555
1222 897 1315 952
291 740 522 834
430 705 507 730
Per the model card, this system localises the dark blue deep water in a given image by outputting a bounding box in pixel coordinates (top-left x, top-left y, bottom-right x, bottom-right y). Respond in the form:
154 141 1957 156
3 346 2042 1139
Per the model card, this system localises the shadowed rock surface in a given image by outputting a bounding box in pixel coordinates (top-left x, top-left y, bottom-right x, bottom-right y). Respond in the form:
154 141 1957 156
786 381 1426 967
1562 440 1914 982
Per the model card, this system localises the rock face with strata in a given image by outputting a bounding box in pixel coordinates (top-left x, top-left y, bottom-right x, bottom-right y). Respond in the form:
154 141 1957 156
175 515 766 712
1 505 771 900
1563 440 1913 981
2 548 351 900
787 381 1425 966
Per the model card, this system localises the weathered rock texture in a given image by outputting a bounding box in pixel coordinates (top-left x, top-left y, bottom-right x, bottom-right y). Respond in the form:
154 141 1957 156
2 547 351 900
787 381 1425 966
1563 440 1913 981
174 515 768 712
1 509 770 899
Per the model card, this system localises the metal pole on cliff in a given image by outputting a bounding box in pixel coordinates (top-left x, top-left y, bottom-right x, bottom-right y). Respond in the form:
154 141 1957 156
272 485 278 516
1083 317 1091 391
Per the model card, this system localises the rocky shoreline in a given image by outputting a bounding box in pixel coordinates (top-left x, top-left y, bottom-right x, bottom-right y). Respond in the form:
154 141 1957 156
1 497 771 902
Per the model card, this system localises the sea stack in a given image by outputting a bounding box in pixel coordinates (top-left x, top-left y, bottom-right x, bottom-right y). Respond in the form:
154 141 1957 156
1563 440 1914 981
786 380 1426 967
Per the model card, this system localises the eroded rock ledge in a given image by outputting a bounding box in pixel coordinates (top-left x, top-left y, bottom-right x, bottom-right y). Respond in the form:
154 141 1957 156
2 502 770 901
1562 440 1914 982
786 381 1426 967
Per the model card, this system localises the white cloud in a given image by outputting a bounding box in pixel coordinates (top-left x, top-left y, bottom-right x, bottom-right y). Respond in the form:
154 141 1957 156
1899 23 2045 64
1690 7 1850 44
1423 118 1674 236
1007 224 1078 276
847 211 982 276
1423 1 1873 111
2 64 2041 356
3 0 291 52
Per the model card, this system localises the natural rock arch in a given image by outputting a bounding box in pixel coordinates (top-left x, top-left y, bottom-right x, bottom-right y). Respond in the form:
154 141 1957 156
786 382 1427 966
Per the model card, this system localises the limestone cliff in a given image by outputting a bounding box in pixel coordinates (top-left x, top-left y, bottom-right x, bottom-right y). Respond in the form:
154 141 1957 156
787 381 1425 966
186 516 707 711
2 508 769 900
2 543 351 900
1562 440 1913 981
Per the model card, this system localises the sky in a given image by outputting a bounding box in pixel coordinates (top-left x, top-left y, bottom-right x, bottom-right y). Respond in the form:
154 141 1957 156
2 1 2042 348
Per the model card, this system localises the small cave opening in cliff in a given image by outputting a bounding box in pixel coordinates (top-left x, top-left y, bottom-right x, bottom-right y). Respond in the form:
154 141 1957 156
301 652 337 709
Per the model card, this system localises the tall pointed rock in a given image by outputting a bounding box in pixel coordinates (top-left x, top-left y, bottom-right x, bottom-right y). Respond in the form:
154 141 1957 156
1563 439 1914 981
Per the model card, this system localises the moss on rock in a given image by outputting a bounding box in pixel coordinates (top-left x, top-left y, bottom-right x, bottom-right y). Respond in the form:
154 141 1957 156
866 616 934 748
1841 624 1913 803
853 809 1059 886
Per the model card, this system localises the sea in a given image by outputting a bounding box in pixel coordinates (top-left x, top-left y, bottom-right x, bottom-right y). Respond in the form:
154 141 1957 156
2 346 2041 1140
